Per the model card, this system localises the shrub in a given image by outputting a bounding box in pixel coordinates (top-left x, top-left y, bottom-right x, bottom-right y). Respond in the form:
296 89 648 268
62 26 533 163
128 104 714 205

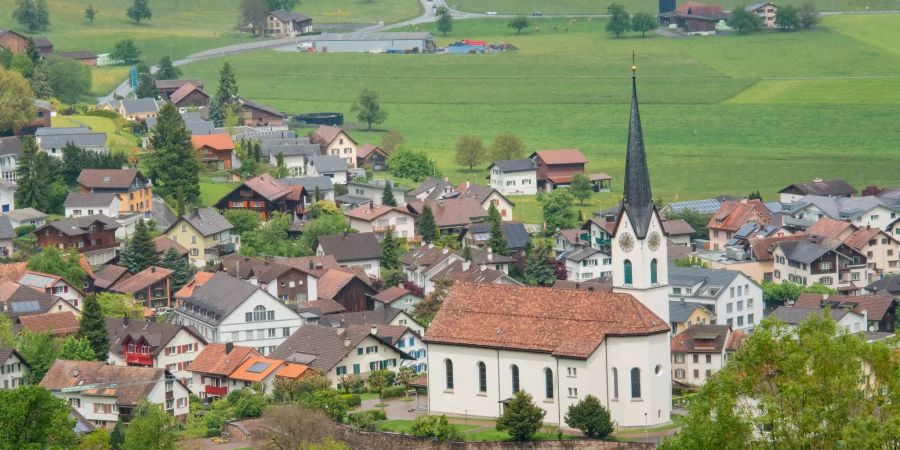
496 390 545 441
14 225 35 237
410 415 463 442
338 374 366 394
348 409 387 431
85 109 121 119
565 395 615 439
381 386 406 399
340 393 362 408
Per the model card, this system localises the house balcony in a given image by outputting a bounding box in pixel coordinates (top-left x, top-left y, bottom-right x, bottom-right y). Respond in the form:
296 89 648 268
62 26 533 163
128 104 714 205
595 238 611 247
407 235 423 245
205 242 235 258
374 224 396 234
124 352 153 366
782 216 816 229
205 385 228 397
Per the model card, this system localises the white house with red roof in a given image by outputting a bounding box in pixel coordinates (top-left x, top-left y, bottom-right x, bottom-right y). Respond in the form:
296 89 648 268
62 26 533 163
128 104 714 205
345 203 417 241
18 270 84 309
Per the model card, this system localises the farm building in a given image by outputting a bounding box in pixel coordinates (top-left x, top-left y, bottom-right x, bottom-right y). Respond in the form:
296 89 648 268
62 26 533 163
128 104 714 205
299 32 435 53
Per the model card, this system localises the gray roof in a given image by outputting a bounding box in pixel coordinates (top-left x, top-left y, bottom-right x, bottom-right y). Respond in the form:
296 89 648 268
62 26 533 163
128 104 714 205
0 217 15 240
35 127 90 136
308 32 434 42
0 137 22 156
334 194 370 206
105 317 205 357
317 232 381 262
779 179 857 197
178 207 232 236
561 247 604 263
785 195 894 220
668 266 742 298
770 306 851 325
181 272 260 322
319 306 406 328
39 133 107 149
185 120 217 135
489 159 535 172
4 207 47 222
669 301 710 324
63 192 119 208
150 195 177 231
233 130 296 142
866 275 900 295
745 1 775 10
272 324 409 372
118 98 159 115
621 77 654 239
264 141 320 157
467 222 531 250
269 9 311 23
309 155 348 173
278 176 333 192
778 240 830 264
42 214 120 236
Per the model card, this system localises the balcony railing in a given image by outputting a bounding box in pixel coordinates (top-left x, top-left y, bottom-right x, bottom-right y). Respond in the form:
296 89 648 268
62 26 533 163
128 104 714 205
124 352 153 366
205 385 228 397
782 216 816 229
205 242 235 258
374 224 396 233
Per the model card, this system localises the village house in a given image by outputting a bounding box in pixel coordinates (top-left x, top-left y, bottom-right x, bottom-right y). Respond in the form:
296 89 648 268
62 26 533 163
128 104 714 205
669 301 716 335
192 134 235 170
227 355 310 394
172 272 304 356
369 286 423 313
745 2 778 28
64 192 121 219
315 268 377 313
782 195 898 232
0 348 29 389
218 254 339 304
773 238 871 293
770 305 868 333
347 179 408 206
794 291 897 332
215 173 306 220
77 169 154 216
668 266 763 331
306 155 348 184
281 177 334 204
346 204 417 242
18 270 85 309
35 128 108 158
108 266 173 309
778 178 857 204
18 311 81 336
0 136 22 182
271 323 412 386
529 149 611 192
92 265 129 293
0 280 81 321
55 50 98 66
408 177 457 201
316 232 382 278
0 217 14 258
28 99 53 130
425 283 671 428
401 244 518 294
34 214 120 265
356 144 388 170
265 10 313 37
319 312 427 373
155 79 205 100
670 324 743 387
0 29 35 53
263 138 321 177
836 224 899 275
560 247 613 281
456 182 515 221
105 317 207 385
165 207 236 267
117 98 160 122
463 221 532 266
662 219 696 247
41 360 191 427
707 200 771 251
487 159 537 196
154 235 189 260
553 229 588 256
310 125 357 168
169 82 209 109
659 2 727 33
407 197 488 235
187 343 260 401
238 98 285 126
3 207 47 228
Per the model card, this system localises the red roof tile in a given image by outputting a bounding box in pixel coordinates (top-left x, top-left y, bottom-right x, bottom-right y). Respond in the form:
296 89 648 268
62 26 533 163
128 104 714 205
191 133 234 152
532 149 587 165
109 266 171 294
844 228 884 251
188 343 260 376
346 204 413 222
807 218 855 240
242 173 292 202
174 272 214 299
708 200 770 233
154 235 189 256
18 311 80 335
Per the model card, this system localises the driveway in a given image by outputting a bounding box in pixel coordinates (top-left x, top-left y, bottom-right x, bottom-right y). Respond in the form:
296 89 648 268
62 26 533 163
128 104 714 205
359 393 428 420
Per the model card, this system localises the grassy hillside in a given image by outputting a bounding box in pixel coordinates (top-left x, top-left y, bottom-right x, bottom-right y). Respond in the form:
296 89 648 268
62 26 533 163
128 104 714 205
179 15 900 207
451 0 900 14
51 115 139 155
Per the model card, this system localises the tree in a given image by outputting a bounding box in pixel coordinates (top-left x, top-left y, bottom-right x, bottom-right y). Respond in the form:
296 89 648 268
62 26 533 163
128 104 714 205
79 428 111 450
761 281 835 309
453 134 484 171
523 240 557 286
155 56 181 80
487 203 507 256
61 143 128 187
606 3 630 38
747 190 763 200
298 214 352 252
61 336 99 361
0 386 77 448
729 6 762 34
540 189 579 232
29 62 53 98
135 72 157 98
662 209 712 240
412 277 452 325
416 204 440 243
209 62 240 127
265 0 299 10
490 133 525 161
120 220 160 273
309 200 341 219
96 292 145 319
147 102 201 203
774 4 799 30
17 332 60 383
388 147 439 182
659 314 900 449
25 38 40 63
798 2 820 29
122 401 177 450
861 185 884 196
15 138 47 211
436 7 453 36
569 173 593 205
351 89 387 131
222 209 261 235
45 56 92 103
85 4 96 25
242 212 310 257
381 130 405 153
77 295 108 360
127 0 152 24
270 152 289 179
565 395 614 439
381 181 397 206
0 68 34 134
160 248 192 293
380 231 402 270
496 390 545 441
366 369 395 403
27 246 86 288
241 0 268 37
111 39 142 64
13 0 50 32
631 12 657 37
508 16 529 34
228 388 268 418
9 53 33 79
109 420 126 450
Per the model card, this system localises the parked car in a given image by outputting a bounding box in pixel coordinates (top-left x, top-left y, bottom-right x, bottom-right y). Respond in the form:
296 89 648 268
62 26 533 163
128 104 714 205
531 11 543 16
486 11 498 15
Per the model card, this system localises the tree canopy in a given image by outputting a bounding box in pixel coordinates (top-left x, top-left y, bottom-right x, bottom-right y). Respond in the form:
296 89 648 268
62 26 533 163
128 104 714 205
0 68 34 134
606 3 631 38
13 0 50 32
155 56 181 80
508 16 530 34
0 386 77 448
209 62 240 127
569 173 593 205
45 56 92 103
416 204 440 243
436 7 453 36
489 133 526 161
388 147 440 182
454 134 484 170
27 246 86 288
496 390 545 441
123 401 178 450
350 89 387 131
729 6 763 33
540 189 579 232
631 11 657 37
798 2 821 29
78 294 109 360
111 39 142 64
127 0 152 23
120 219 160 274
146 102 201 203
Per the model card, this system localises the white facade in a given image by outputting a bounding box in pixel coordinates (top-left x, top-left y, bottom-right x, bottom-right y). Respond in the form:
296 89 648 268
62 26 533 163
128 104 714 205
348 210 416 241
772 246 870 291
612 209 671 324
480 192 515 222
489 167 537 196
316 244 380 278
108 329 206 385
0 153 17 183
669 272 763 331
791 202 897 231
327 334 406 385
0 351 27 389
307 164 348 184
427 332 671 428
66 197 121 219
59 378 190 428
672 350 727 387
0 184 14 213
173 289 304 356
563 250 613 281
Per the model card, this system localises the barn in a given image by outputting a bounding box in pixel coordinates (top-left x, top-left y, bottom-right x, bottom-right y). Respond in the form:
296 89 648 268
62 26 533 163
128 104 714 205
300 32 435 53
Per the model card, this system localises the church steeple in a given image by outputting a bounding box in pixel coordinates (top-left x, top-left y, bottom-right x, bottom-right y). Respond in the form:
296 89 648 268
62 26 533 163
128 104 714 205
622 64 654 239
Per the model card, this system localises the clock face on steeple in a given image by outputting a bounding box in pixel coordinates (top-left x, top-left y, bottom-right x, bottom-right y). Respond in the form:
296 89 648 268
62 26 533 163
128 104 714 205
618 232 634 252
648 231 661 251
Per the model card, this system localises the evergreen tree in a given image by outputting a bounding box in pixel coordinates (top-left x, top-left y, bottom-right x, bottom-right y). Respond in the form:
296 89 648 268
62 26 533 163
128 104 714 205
496 390 545 441
160 247 192 292
25 38 40 64
380 231 402 270
29 63 53 98
85 4 96 24
14 137 48 212
77 295 108 360
416 204 440 243
61 336 98 361
209 62 240 127
120 220 159 274
524 241 556 286
127 0 152 24
109 419 126 450
487 203 507 255
381 181 397 206
135 72 157 98
154 56 181 80
147 102 200 203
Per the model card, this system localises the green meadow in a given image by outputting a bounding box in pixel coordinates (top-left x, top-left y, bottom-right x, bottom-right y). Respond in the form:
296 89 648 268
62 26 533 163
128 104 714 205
451 0 900 14
179 15 900 205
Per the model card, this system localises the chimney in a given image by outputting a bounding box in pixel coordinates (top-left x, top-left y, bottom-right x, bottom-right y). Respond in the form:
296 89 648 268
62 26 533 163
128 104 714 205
309 260 314 270
225 342 234 354
462 260 471 271
487 247 493 261
370 325 377 335
344 337 351 347
72 366 79 378
442 247 448 255
479 263 487 271
151 266 156 273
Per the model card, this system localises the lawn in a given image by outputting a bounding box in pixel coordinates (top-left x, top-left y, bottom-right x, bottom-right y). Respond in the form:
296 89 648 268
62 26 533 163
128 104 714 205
200 178 239 207
375 419 581 441
51 115 139 155
295 0 423 25
451 0 900 14
178 15 900 207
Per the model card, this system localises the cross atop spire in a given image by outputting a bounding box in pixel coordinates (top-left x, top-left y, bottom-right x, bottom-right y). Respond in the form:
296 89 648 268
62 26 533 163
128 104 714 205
622 61 654 239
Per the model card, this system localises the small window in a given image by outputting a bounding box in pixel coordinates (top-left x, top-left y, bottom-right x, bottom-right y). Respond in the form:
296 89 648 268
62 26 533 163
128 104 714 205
611 367 618 399
630 368 641 399
623 260 633 285
477 362 487 393
511 365 520 393
650 259 658 284
544 368 554 399
445 359 454 390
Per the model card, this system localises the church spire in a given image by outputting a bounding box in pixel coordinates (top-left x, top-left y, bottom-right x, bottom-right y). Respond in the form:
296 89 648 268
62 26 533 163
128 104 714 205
622 60 655 239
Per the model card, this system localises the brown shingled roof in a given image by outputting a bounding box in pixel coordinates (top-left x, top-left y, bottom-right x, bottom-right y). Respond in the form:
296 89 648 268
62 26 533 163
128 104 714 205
312 125 355 146
109 266 171 294
241 173 293 202
40 360 171 406
793 291 895 322
316 270 356 300
748 234 807 261
170 82 208 105
670 324 731 354
662 219 696 236
77 169 145 190
531 149 587 165
424 282 668 359
154 235 189 256
187 343 260 376
18 312 80 335
346 204 413 222
372 286 412 304
844 228 885 251
708 200 770 233
807 218 855 240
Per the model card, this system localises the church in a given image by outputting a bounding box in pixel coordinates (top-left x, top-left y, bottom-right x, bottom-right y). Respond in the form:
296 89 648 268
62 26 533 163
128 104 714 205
424 70 674 428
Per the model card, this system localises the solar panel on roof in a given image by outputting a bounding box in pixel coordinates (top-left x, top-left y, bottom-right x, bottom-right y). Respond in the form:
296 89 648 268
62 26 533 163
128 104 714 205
246 362 271 373
10 300 41 313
